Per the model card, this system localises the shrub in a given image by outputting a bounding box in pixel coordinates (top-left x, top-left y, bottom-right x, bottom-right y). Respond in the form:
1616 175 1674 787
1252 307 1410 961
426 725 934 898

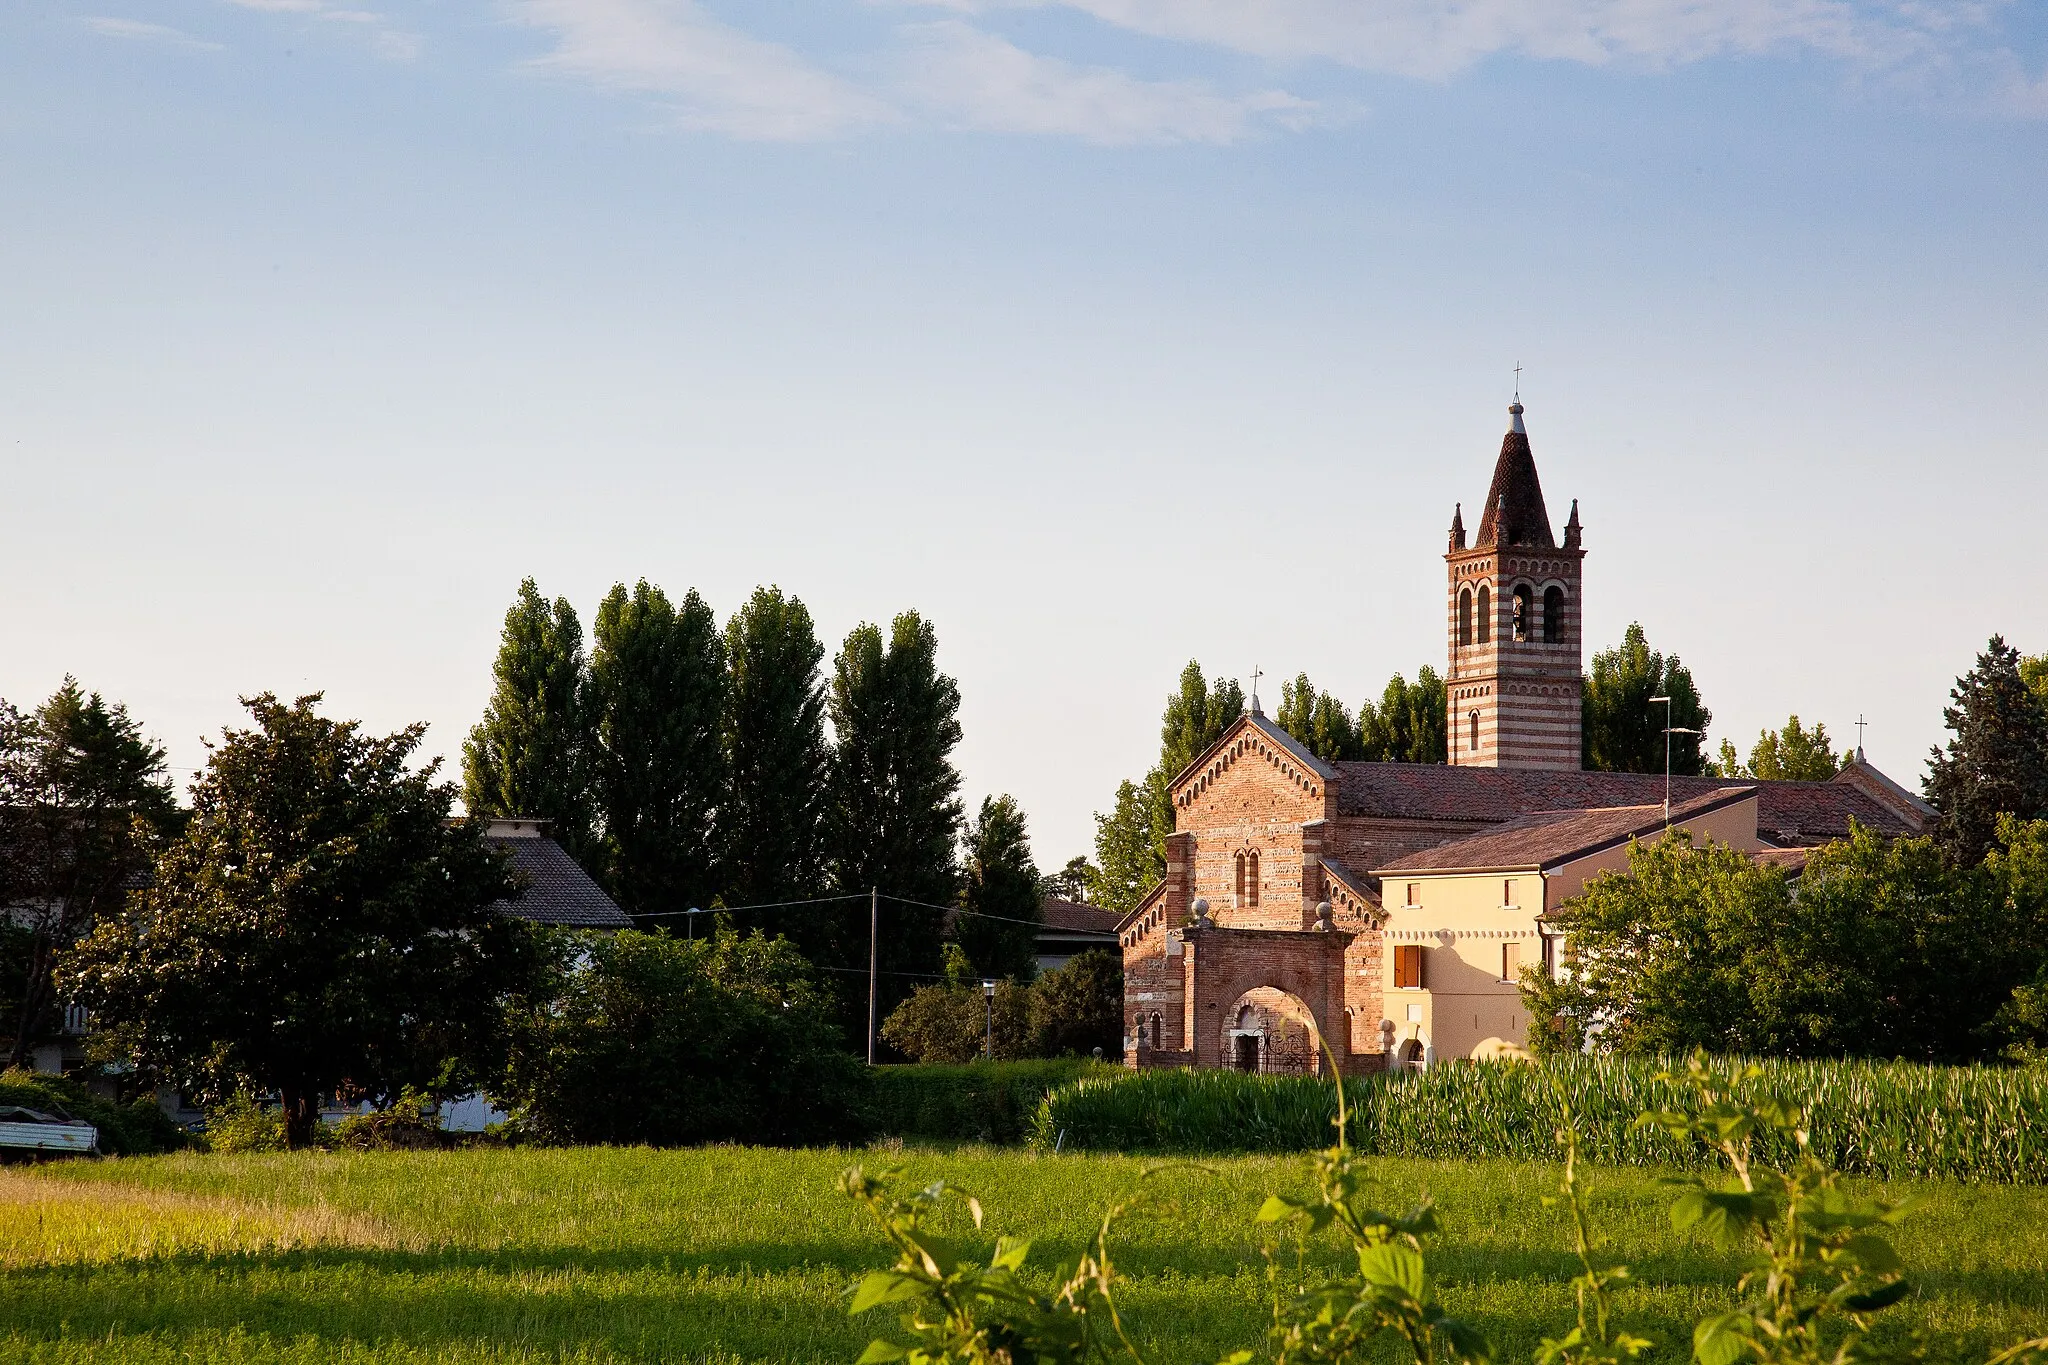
500 927 866 1147
1029 950 1123 1059
0 1068 186 1156
868 1059 1107 1144
1032 1055 2048 1183
882 981 1034 1064
201 1091 290 1153
330 1089 446 1151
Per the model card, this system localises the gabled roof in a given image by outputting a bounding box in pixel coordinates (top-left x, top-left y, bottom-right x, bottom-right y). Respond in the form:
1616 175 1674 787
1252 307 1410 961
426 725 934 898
1039 898 1122 936
484 821 630 929
1169 707 1337 803
1331 763 1920 844
1473 403 1555 549
1375 787 1754 875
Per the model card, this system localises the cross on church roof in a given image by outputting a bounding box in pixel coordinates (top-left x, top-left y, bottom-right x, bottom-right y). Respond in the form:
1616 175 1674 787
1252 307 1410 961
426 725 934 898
1250 665 1263 715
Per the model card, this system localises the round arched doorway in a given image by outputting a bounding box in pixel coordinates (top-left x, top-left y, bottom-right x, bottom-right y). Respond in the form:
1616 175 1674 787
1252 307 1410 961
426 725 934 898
1221 987 1321 1075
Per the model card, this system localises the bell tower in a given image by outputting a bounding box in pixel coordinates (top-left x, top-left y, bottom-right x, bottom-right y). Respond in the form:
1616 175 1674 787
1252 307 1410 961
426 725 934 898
1445 400 1584 769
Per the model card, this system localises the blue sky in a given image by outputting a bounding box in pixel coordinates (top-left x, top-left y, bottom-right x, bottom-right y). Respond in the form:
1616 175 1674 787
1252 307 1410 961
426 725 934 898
3 0 2046 865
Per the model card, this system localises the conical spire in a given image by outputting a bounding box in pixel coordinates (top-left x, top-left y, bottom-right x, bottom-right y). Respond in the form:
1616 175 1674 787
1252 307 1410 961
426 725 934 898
1449 502 1466 551
1563 498 1582 549
1474 401 1555 549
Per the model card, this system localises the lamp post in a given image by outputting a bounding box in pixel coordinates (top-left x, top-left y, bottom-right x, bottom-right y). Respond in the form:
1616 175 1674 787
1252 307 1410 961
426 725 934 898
1648 694 1701 825
981 980 997 1061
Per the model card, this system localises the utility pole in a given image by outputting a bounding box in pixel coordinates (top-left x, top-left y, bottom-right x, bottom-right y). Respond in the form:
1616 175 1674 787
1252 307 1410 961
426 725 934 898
1649 694 1699 826
867 888 878 1066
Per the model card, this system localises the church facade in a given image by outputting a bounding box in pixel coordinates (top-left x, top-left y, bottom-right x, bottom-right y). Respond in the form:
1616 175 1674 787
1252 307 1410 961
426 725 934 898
1118 402 1933 1072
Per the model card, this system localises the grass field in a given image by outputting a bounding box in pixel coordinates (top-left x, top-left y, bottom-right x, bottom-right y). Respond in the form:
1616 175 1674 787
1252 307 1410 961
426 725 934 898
3 1145 2046 1365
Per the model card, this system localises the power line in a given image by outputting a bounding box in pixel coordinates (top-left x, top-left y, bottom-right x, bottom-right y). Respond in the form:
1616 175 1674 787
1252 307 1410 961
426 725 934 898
880 892 1051 930
631 893 869 920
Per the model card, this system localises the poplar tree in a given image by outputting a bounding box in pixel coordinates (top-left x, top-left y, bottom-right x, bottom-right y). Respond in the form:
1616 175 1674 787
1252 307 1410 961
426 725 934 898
825 612 964 1006
1089 661 1243 914
462 579 592 854
1277 674 1364 762
955 795 1042 982
1581 623 1711 775
584 581 727 919
1358 667 1449 763
1925 636 2048 865
720 586 829 917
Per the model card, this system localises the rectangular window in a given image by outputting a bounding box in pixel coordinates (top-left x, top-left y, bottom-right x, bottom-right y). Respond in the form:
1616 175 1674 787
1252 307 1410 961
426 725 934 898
1394 944 1425 990
1502 941 1522 981
1405 882 1419 906
1502 878 1514 906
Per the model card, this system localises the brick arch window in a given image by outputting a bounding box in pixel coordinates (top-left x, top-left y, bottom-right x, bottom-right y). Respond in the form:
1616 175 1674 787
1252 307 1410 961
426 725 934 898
1543 585 1566 643
1476 585 1491 643
1149 1011 1163 1048
1512 584 1534 641
1458 587 1473 646
1235 849 1260 907
1468 709 1480 752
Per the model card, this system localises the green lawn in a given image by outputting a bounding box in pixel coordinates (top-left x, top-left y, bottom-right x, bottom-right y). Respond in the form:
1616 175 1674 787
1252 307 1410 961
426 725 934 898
3 1145 2045 1364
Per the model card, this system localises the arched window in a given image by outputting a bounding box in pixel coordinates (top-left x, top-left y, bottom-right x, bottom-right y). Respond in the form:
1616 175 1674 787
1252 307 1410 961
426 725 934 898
1543 586 1566 643
1512 584 1533 641
1469 709 1480 751
1149 1012 1163 1048
1476 585 1491 643
1457 587 1473 646
1236 1004 1255 1029
1234 851 1247 905
1245 850 1260 906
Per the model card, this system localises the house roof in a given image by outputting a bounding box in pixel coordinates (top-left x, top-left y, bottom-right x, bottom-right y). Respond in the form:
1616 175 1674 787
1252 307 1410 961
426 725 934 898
1375 787 1754 875
1040 898 1121 936
484 823 630 929
1474 404 1555 549
1330 763 1920 844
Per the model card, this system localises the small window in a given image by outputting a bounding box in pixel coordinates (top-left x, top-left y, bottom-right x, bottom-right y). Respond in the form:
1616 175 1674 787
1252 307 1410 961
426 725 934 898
1149 1011 1163 1047
1502 941 1522 981
1468 710 1480 752
1234 851 1247 905
1405 882 1419 906
1502 878 1514 906
1542 936 1557 980
1476 585 1491 643
1512 584 1533 641
1394 944 1426 990
1458 588 1473 646
1246 850 1260 907
1543 585 1566 644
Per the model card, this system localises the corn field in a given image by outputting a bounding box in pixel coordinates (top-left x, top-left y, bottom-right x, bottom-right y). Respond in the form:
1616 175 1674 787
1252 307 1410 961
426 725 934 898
1031 1057 2048 1182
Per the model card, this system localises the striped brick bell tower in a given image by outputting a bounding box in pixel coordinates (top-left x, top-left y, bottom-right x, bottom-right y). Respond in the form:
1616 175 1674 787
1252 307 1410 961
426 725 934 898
1445 400 1585 769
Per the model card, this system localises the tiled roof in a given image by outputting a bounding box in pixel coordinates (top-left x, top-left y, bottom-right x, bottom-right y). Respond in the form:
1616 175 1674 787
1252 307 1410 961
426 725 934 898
1753 847 1814 878
1376 788 1753 874
1474 414 1555 549
1331 763 1920 843
1040 898 1121 935
485 834 631 928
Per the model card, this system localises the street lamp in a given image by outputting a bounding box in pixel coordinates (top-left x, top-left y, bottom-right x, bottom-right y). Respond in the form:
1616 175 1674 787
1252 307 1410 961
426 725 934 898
1647 696 1702 826
981 980 997 1061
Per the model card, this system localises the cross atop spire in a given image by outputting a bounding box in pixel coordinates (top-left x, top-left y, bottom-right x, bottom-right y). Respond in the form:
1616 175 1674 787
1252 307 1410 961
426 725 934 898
1249 665 1264 716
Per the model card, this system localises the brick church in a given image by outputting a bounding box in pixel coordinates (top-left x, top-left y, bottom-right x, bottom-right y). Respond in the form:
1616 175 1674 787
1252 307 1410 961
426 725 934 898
1117 400 1932 1073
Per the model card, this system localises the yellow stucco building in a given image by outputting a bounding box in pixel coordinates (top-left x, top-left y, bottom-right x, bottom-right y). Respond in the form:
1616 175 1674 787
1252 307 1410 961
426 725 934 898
1369 786 1767 1066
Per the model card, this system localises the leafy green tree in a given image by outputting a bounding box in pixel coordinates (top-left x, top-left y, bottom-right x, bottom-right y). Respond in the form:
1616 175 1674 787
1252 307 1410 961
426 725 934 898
500 926 864 1146
1089 662 1244 915
1359 667 1449 764
1925 636 2048 866
879 977 1034 1063
721 586 830 912
1711 715 1844 781
462 579 593 855
583 581 726 919
1581 623 1712 775
1042 856 1095 903
826 611 965 1017
1986 815 2048 1060
1278 674 1364 762
64 695 530 1148
2024 652 2048 710
1088 779 1159 916
955 795 1041 982
0 680 178 1069
1028 948 1123 1058
1523 834 1787 1057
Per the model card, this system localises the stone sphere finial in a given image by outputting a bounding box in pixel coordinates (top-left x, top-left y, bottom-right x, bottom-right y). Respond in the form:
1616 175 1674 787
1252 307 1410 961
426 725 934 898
1314 900 1334 931
1189 896 1212 928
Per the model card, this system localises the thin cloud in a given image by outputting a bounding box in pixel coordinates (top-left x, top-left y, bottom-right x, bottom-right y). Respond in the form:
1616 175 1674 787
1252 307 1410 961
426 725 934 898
508 0 892 139
222 0 421 62
927 0 1948 80
83 16 225 50
900 19 1330 143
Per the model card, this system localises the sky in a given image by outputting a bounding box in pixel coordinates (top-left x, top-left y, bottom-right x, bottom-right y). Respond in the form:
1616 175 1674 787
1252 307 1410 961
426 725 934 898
2 0 2046 868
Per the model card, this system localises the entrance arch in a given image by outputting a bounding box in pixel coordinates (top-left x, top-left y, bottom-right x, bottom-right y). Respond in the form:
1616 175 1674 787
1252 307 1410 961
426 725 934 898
1221 987 1320 1075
